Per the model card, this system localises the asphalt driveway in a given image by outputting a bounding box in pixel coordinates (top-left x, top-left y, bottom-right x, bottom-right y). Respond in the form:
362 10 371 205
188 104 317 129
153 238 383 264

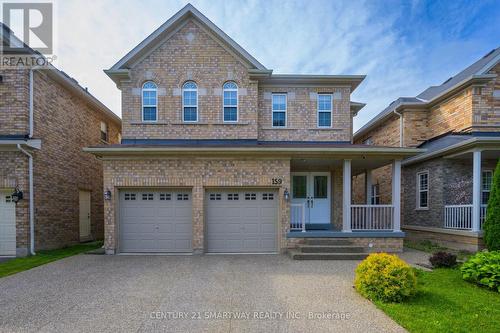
0 254 405 333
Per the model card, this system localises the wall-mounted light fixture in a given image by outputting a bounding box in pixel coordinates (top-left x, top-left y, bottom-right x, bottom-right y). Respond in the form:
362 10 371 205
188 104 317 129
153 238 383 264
284 188 290 201
104 189 112 200
11 186 23 203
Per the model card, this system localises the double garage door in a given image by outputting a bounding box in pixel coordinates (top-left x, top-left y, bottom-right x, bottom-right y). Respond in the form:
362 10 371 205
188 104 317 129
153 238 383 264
119 188 278 253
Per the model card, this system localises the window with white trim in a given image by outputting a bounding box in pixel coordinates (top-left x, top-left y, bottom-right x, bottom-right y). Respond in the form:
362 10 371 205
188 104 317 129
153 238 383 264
371 184 380 205
183 81 198 122
317 94 332 127
482 170 493 204
100 121 108 142
272 94 287 127
417 171 429 209
142 81 157 122
223 82 238 122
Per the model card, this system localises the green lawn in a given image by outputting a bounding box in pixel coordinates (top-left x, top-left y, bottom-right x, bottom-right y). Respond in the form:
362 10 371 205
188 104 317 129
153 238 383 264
0 241 102 278
375 268 500 333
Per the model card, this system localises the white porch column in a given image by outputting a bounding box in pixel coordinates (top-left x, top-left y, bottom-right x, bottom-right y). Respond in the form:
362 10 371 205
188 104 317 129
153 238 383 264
366 170 373 204
343 159 352 232
472 149 482 232
392 160 402 232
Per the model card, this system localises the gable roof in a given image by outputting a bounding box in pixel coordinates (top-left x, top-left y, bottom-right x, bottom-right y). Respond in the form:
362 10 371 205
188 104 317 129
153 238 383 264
1 23 121 125
107 3 266 74
354 46 500 140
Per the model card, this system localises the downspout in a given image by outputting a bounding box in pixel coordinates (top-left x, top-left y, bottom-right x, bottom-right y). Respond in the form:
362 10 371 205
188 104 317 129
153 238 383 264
17 144 35 255
29 68 37 138
393 109 403 147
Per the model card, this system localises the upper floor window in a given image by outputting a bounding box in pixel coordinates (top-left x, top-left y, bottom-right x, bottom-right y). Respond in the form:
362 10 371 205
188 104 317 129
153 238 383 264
223 82 238 122
272 94 287 127
417 171 429 209
183 81 198 122
317 94 332 128
493 90 500 99
482 170 493 204
100 121 108 142
142 81 157 122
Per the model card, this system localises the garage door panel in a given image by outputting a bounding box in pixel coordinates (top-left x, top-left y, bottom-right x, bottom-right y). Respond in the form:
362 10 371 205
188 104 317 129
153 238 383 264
206 189 278 253
120 189 192 253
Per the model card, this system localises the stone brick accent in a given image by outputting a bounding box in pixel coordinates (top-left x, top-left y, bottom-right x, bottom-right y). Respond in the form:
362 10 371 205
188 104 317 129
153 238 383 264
286 237 403 253
403 157 498 229
404 226 484 252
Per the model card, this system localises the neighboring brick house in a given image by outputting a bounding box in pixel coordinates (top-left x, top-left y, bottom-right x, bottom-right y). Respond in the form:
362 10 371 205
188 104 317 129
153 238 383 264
0 24 121 257
86 4 420 257
353 48 500 251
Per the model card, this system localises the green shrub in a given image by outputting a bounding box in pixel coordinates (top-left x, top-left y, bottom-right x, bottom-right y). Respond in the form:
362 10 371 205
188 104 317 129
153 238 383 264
461 251 500 292
354 253 417 303
484 160 500 250
429 251 457 268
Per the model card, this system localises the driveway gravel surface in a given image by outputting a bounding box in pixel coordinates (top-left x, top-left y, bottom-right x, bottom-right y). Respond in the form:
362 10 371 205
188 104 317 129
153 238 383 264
0 254 406 333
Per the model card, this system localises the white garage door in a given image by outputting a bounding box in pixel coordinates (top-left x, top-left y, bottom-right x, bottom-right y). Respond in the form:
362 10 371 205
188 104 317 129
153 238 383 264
206 189 278 253
0 191 16 257
119 189 192 253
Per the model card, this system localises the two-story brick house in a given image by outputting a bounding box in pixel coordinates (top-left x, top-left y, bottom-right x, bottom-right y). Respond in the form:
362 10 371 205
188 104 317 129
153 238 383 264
353 47 500 251
86 4 420 257
0 23 121 257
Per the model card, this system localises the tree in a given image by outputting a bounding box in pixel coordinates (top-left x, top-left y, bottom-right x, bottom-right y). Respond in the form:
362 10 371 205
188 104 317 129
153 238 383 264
484 159 500 250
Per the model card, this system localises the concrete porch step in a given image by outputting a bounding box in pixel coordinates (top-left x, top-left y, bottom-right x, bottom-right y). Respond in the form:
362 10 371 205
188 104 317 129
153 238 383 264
300 245 365 253
305 238 353 246
288 250 368 260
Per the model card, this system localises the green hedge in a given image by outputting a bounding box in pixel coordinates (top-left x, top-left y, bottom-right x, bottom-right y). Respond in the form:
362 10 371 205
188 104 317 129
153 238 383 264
461 251 500 292
484 159 500 250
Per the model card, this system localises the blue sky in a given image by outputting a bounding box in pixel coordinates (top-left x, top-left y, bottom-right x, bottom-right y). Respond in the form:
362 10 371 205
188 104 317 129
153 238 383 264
54 0 500 130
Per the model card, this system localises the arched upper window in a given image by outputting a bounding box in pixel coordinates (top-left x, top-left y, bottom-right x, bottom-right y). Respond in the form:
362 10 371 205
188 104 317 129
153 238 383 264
223 81 238 122
142 81 157 122
182 81 198 122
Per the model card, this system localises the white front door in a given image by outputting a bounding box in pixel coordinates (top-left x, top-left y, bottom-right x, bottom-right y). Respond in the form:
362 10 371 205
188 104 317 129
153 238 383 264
0 191 16 256
291 172 331 224
79 190 91 240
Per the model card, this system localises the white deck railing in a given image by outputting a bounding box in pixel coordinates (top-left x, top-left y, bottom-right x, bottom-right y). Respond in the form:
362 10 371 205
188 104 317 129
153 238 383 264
444 205 473 229
444 204 488 230
290 203 306 232
351 205 394 231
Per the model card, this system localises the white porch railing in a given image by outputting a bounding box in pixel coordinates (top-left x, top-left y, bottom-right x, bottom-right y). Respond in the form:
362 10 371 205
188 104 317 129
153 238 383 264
351 205 394 230
290 203 306 232
444 205 473 229
444 204 488 230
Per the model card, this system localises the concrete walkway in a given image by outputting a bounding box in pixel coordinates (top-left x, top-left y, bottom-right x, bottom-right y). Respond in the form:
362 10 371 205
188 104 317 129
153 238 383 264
0 254 406 333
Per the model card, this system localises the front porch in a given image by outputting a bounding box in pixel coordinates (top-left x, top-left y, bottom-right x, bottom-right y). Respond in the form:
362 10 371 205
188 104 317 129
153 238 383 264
286 155 406 253
288 158 402 233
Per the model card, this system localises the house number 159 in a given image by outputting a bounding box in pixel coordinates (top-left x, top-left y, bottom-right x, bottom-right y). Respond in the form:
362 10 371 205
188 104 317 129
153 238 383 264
272 178 283 185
